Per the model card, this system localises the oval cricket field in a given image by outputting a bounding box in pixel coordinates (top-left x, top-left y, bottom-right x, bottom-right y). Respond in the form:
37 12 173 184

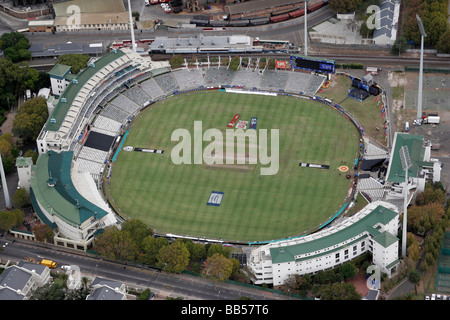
109 90 360 242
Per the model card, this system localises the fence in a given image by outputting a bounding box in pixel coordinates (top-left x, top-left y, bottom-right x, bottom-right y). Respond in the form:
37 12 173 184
436 232 450 293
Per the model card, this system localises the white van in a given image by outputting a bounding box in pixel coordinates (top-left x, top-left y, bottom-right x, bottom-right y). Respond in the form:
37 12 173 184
405 121 410 132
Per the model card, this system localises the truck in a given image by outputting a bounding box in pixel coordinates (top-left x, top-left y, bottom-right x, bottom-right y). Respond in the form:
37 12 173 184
424 116 440 124
40 259 57 268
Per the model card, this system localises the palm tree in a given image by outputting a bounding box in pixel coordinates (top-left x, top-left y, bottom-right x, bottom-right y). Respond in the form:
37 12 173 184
81 276 90 290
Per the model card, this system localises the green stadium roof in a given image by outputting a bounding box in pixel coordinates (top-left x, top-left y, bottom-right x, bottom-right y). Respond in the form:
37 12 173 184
49 64 71 78
386 133 432 184
30 151 109 227
270 205 398 264
45 49 126 132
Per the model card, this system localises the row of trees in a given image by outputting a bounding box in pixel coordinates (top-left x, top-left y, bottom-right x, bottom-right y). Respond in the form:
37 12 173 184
92 219 244 282
0 32 31 62
402 0 450 52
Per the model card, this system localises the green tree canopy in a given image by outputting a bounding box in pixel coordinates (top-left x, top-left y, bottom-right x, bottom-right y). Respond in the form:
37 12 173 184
56 54 91 74
329 0 362 13
157 239 190 273
93 226 139 261
0 32 30 62
202 253 234 282
12 97 48 142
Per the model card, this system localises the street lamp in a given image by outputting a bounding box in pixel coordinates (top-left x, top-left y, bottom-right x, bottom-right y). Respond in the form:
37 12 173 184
399 145 412 257
416 15 427 123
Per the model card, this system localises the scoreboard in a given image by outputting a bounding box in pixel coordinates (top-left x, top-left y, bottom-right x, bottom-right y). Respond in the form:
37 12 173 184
290 55 335 74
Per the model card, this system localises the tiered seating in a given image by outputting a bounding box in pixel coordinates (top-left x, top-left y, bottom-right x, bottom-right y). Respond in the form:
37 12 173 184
231 70 262 89
140 78 166 100
91 115 123 136
259 70 288 91
205 68 235 86
172 69 205 90
357 176 385 201
305 75 325 96
101 104 132 123
77 146 109 164
153 73 180 94
75 158 104 176
122 85 152 106
285 72 314 94
110 94 141 115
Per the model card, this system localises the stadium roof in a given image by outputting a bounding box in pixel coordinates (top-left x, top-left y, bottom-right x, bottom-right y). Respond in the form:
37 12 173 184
270 204 398 264
44 49 126 132
386 133 432 184
52 0 126 16
30 151 110 227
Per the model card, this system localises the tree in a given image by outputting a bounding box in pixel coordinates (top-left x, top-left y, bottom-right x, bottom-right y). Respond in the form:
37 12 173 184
13 188 31 208
169 55 184 69
408 270 421 295
157 239 190 273
56 54 91 74
93 226 139 261
207 243 231 258
415 183 446 206
32 223 54 242
0 32 31 63
329 0 362 13
139 235 168 265
436 28 450 53
29 282 66 300
391 37 408 55
318 282 362 300
0 209 23 231
24 149 39 164
202 253 233 282
12 96 48 142
338 262 357 280
120 218 153 250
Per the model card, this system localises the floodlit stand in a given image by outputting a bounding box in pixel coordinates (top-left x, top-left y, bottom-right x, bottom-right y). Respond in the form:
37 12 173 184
128 0 136 53
399 145 412 257
304 0 308 56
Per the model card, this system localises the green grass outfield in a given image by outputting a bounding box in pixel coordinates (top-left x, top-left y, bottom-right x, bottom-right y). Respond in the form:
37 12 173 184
109 91 360 242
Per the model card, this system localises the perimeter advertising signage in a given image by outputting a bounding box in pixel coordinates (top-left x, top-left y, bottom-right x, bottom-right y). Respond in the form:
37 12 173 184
290 55 335 74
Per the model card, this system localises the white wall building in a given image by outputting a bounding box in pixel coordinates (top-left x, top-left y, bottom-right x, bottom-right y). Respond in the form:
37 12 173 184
248 201 400 288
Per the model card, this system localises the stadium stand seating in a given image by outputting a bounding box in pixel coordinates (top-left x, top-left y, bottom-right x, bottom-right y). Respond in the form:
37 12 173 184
259 70 289 91
139 77 166 100
172 69 205 90
153 73 180 94
205 68 235 86
231 70 263 89
121 84 152 106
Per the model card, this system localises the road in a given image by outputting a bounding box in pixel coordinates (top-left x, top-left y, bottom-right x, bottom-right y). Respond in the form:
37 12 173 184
0 237 296 301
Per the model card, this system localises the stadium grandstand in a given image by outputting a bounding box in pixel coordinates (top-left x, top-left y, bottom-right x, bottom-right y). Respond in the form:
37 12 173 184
28 47 329 250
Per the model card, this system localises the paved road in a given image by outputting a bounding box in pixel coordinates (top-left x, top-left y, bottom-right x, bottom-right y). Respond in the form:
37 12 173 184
0 236 297 301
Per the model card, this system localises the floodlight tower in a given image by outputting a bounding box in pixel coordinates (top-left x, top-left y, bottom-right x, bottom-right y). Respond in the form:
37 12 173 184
399 145 412 257
304 0 308 56
128 0 136 53
416 15 427 122
0 154 11 210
